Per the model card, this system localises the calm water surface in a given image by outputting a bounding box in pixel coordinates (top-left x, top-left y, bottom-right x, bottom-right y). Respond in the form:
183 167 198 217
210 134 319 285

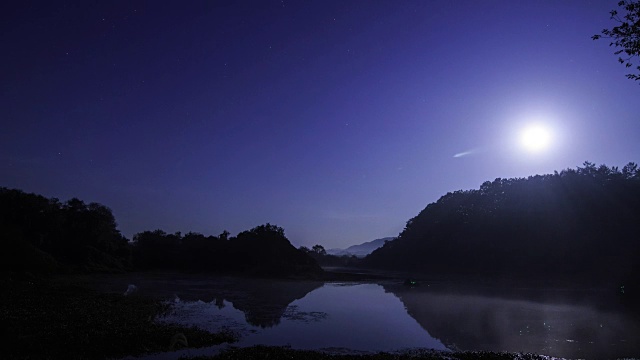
104 275 640 359
161 283 447 352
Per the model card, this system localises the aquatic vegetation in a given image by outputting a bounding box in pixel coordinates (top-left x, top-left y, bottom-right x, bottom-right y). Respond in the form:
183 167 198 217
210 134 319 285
0 278 237 359
281 305 328 323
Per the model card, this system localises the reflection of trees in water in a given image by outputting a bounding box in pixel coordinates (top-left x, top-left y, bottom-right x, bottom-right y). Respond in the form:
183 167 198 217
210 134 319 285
214 297 225 309
383 283 640 359
228 280 323 327
97 275 324 329
176 279 323 328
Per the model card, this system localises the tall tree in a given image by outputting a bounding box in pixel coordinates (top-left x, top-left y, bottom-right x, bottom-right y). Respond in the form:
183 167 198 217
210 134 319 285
311 244 327 256
593 0 640 82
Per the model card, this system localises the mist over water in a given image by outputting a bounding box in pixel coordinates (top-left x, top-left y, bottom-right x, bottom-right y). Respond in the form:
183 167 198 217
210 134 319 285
385 283 640 359
105 275 640 359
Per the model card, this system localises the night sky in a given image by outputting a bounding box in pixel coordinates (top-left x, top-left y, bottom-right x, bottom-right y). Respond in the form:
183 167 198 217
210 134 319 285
2 1 639 248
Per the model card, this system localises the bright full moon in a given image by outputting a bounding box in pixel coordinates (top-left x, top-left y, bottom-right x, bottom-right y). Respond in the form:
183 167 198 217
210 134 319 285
520 124 552 153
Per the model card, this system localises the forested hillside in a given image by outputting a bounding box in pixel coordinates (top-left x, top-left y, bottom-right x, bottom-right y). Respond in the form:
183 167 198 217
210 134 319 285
364 162 640 287
131 224 322 276
1 188 321 277
0 188 130 273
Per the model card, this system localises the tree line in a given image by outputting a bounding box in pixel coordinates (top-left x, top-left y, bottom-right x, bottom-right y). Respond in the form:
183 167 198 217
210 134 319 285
0 188 130 274
364 162 640 289
132 224 321 276
298 244 363 267
0 187 320 277
4 161 639 286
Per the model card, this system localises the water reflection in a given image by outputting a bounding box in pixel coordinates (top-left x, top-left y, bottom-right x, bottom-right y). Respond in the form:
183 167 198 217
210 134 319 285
92 274 323 328
98 274 640 358
163 283 447 352
383 283 640 359
218 280 323 327
237 283 447 351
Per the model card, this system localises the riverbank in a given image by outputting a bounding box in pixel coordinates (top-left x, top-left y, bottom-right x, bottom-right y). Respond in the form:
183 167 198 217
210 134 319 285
183 345 558 360
0 276 237 360
5 272 637 359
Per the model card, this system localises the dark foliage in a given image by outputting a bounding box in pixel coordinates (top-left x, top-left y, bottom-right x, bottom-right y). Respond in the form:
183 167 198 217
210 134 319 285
0 279 236 360
593 0 640 82
0 188 131 274
300 245 363 267
364 162 640 288
132 224 323 277
1 187 321 277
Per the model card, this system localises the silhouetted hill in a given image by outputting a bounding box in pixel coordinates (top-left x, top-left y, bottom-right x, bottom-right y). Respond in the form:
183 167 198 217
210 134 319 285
364 162 640 288
327 237 395 257
132 224 323 277
1 187 322 277
0 187 131 274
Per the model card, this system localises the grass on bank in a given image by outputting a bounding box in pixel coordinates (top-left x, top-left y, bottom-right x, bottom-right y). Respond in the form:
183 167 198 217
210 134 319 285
0 277 237 360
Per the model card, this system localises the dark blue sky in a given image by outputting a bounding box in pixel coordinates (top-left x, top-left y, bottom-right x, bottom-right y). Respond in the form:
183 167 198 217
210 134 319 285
2 1 639 248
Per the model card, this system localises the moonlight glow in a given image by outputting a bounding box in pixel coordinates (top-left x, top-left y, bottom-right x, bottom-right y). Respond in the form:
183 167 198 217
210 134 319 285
520 124 552 153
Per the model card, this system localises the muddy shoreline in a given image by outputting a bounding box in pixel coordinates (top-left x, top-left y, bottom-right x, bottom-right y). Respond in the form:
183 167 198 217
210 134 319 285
1 276 237 360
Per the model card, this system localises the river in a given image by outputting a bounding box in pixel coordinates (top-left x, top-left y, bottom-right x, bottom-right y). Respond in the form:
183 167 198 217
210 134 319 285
93 273 640 359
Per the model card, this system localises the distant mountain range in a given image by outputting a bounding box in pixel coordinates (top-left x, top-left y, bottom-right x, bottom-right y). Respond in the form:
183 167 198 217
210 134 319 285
327 237 395 257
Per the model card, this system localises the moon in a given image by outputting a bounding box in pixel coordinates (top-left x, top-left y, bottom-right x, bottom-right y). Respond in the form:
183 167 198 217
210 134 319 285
520 124 552 153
